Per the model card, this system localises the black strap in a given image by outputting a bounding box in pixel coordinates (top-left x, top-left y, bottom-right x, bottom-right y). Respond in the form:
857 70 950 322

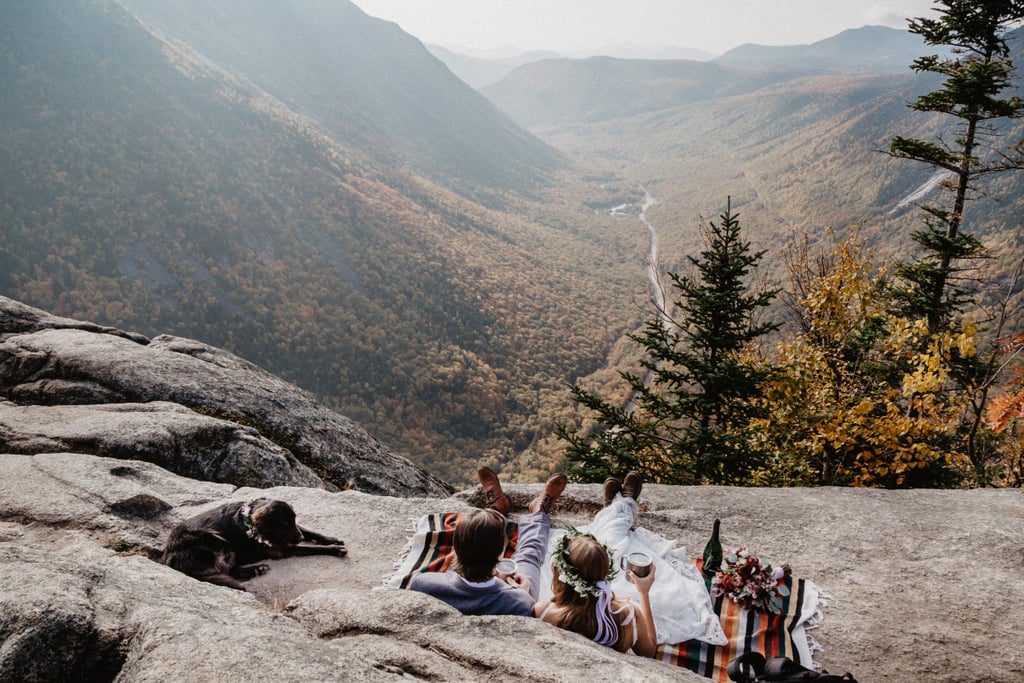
727 652 766 682
729 654 859 683
765 656 817 680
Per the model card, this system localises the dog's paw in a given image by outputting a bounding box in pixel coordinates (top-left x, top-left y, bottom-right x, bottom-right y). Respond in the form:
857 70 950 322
315 542 347 557
239 563 271 579
305 532 344 546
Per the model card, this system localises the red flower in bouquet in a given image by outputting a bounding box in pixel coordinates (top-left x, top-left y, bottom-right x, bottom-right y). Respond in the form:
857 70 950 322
711 547 792 614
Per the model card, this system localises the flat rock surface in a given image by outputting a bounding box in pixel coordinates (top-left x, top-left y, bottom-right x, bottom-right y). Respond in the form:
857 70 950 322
2 451 1021 682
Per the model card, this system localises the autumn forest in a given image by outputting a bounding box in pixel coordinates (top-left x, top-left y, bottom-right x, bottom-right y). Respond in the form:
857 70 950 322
2 0 1023 487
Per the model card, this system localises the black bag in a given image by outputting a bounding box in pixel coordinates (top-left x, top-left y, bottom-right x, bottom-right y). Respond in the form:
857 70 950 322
727 652 858 683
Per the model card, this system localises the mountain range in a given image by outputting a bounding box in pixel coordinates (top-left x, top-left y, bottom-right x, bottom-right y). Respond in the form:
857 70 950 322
713 25 941 71
481 24 1024 281
2 3 1022 484
428 43 714 89
428 25 923 92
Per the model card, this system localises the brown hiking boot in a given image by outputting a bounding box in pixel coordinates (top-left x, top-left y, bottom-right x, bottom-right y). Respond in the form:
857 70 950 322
622 471 643 502
477 467 511 515
603 477 622 506
529 473 567 514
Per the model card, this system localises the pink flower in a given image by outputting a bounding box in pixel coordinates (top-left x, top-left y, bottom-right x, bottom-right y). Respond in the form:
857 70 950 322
718 547 791 613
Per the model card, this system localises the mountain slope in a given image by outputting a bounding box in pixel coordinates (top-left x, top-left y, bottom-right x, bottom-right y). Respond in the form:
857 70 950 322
0 0 647 484
117 0 566 195
482 56 804 128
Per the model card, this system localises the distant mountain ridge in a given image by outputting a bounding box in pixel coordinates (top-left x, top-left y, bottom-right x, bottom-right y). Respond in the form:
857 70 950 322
479 26 934 128
482 57 793 127
427 44 564 89
429 43 715 89
714 25 934 71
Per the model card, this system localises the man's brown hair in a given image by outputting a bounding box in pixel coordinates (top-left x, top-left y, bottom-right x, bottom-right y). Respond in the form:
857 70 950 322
453 508 507 582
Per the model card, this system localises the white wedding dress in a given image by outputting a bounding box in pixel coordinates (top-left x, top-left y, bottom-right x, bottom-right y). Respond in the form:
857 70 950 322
538 494 728 646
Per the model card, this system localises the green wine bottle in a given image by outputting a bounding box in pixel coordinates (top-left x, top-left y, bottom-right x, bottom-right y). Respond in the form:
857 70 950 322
702 518 722 576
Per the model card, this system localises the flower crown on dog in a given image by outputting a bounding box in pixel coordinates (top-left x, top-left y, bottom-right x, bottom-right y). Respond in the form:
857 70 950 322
552 527 618 598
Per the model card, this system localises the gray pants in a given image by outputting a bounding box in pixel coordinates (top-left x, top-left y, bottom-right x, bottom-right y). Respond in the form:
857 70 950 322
511 511 551 600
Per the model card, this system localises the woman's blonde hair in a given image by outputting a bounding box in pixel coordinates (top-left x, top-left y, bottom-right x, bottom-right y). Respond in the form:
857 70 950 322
549 534 631 650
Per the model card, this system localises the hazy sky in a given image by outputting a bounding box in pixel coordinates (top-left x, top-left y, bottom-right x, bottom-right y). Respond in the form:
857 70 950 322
350 0 939 57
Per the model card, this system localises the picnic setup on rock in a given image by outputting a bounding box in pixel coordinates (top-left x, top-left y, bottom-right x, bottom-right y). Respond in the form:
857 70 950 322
383 467 859 682
4 293 1018 681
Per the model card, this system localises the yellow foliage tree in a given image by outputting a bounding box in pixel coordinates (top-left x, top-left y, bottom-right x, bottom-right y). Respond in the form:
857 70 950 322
752 229 969 487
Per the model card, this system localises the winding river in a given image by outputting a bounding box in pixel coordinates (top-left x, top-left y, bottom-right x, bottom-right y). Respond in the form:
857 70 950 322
638 186 671 332
623 186 672 415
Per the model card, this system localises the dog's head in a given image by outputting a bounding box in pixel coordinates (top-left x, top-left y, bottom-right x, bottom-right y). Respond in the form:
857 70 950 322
249 499 304 548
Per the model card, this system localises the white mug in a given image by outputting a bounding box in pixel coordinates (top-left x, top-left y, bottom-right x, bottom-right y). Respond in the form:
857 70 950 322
495 558 518 578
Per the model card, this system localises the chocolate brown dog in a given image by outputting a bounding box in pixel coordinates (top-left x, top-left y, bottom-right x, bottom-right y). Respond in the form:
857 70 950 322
160 498 347 590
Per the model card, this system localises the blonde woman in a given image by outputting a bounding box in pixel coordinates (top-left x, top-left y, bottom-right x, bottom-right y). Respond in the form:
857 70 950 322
537 472 728 649
533 528 658 657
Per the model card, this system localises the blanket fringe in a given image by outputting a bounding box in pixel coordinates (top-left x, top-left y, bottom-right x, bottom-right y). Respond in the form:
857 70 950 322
379 516 423 588
805 588 832 670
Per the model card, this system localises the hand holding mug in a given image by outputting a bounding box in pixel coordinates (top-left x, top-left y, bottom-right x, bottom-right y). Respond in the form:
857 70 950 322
505 572 530 592
495 558 517 579
631 560 656 593
620 551 652 579
621 551 656 591
496 558 530 591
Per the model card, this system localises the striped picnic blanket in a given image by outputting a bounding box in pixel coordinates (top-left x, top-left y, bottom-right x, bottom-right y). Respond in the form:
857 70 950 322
385 512 822 680
654 559 821 681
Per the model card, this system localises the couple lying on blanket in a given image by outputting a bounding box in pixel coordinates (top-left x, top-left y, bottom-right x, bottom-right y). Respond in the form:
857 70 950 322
407 467 728 657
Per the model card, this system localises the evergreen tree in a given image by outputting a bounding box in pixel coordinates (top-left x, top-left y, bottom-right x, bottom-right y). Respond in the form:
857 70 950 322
888 1 1024 483
560 201 778 484
888 0 1024 331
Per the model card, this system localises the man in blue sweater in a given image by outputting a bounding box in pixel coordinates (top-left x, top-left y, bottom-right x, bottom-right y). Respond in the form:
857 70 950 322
409 467 566 616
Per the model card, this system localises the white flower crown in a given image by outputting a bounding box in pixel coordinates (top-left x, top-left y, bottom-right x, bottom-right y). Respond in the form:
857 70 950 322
552 527 618 598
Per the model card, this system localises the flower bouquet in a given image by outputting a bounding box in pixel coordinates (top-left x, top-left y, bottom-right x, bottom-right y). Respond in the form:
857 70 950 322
711 547 792 614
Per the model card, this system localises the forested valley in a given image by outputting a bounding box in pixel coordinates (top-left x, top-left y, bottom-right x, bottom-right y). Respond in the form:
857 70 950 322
3 1 1023 487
